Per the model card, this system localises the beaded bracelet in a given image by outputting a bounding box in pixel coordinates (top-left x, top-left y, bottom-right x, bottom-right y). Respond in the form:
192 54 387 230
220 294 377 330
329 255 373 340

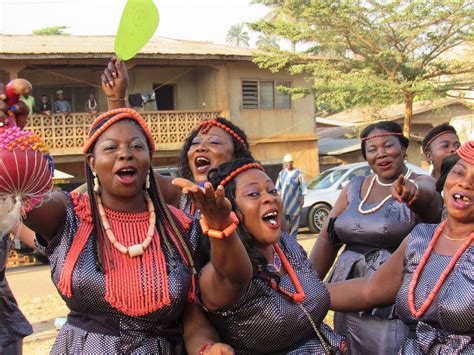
198 343 214 355
200 212 239 239
407 178 419 191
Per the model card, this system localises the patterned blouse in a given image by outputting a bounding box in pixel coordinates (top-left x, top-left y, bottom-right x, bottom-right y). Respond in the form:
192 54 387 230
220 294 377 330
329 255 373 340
396 223 473 354
38 192 199 354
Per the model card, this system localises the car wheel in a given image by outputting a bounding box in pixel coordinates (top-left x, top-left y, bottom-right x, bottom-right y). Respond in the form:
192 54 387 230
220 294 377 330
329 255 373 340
308 203 331 234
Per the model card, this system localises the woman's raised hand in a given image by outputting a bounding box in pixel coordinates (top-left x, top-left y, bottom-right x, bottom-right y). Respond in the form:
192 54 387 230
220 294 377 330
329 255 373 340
391 174 419 206
101 57 129 109
172 178 233 229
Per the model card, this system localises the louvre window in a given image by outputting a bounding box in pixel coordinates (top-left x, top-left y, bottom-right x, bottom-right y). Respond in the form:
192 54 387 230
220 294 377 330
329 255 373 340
242 80 291 109
242 81 258 109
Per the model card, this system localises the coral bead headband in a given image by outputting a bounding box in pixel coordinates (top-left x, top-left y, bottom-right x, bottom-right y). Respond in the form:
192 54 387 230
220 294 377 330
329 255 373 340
219 162 264 187
199 119 248 149
83 108 155 153
457 141 474 166
361 132 403 141
423 131 454 153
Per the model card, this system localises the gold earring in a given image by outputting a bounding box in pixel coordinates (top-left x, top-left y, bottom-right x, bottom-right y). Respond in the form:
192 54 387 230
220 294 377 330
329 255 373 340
93 172 100 193
145 174 150 189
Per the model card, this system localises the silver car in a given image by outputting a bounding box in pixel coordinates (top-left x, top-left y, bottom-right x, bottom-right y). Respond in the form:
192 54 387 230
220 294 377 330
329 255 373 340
299 162 428 233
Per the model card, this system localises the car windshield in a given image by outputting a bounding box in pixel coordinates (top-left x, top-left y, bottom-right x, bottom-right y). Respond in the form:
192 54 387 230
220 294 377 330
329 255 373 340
307 168 349 189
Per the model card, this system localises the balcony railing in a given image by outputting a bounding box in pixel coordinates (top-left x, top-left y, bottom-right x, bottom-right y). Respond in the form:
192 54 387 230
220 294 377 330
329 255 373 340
28 110 222 156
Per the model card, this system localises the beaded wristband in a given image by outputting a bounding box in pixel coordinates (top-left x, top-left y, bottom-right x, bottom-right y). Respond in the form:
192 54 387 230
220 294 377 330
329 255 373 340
198 343 214 355
407 178 419 191
200 212 239 239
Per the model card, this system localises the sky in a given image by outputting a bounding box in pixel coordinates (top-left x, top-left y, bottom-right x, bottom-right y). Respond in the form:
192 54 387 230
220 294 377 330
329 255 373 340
0 0 270 46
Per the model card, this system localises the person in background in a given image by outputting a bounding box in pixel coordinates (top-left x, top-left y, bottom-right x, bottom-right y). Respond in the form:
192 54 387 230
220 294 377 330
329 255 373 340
36 95 52 116
84 93 99 114
275 153 306 237
327 140 474 354
53 90 71 115
422 124 460 181
310 121 442 354
19 94 35 118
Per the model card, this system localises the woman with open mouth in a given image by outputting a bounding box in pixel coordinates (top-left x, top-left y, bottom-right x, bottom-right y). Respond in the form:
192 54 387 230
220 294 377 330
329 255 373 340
327 140 473 354
309 121 442 354
173 158 345 354
14 108 233 354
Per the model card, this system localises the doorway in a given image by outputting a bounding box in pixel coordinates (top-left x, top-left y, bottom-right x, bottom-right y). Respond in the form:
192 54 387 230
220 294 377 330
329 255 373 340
154 84 175 110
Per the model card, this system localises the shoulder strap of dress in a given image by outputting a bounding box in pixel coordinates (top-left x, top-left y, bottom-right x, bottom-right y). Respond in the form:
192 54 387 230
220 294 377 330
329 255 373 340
346 175 365 203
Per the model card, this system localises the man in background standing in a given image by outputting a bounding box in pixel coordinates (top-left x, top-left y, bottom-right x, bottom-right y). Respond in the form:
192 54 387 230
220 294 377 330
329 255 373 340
36 95 52 116
53 90 71 115
276 153 306 237
84 92 99 114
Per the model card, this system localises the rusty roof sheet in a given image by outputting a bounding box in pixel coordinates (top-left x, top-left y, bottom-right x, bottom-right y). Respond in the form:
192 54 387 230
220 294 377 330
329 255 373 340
0 35 256 59
318 98 468 126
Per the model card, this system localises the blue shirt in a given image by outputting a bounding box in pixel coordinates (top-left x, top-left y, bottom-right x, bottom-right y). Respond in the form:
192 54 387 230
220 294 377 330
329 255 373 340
275 168 306 216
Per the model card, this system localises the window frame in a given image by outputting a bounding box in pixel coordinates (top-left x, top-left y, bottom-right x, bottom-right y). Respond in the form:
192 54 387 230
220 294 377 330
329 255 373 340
241 80 291 110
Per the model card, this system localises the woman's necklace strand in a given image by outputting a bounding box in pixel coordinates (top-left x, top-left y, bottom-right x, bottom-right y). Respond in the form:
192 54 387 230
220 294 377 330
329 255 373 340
408 220 473 318
442 230 471 241
269 243 305 303
96 192 156 257
358 169 412 215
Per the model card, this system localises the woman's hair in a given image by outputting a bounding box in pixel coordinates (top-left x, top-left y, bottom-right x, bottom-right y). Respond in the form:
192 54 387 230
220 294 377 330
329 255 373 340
85 115 193 272
360 121 409 160
436 153 461 193
199 158 280 281
422 124 458 154
178 117 253 181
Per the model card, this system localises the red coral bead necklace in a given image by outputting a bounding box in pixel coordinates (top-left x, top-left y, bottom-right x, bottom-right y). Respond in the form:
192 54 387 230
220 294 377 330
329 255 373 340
408 220 473 318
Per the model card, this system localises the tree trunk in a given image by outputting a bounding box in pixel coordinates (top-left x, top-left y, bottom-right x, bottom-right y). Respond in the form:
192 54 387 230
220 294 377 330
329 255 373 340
403 93 414 138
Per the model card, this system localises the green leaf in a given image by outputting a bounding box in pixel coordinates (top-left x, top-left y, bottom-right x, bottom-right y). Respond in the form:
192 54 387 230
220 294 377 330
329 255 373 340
115 0 160 61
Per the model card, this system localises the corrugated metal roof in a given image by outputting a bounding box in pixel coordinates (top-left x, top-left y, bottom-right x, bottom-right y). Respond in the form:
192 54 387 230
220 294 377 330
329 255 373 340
318 138 361 155
317 98 466 126
0 35 256 59
53 169 74 180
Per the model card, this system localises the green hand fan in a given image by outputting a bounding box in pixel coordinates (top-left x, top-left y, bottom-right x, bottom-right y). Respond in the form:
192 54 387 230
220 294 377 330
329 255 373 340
115 0 159 61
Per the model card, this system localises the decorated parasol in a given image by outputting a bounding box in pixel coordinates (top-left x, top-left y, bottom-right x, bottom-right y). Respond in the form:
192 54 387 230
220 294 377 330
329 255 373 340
0 79 54 232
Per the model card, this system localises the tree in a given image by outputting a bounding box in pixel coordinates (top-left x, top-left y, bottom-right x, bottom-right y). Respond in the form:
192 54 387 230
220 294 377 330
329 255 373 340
256 33 280 49
226 23 251 47
250 0 474 137
32 26 68 35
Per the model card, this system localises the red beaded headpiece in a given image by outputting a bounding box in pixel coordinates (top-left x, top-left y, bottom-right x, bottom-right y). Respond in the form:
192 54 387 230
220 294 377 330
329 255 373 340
423 131 455 153
219 162 264 187
199 119 248 149
361 132 403 142
83 108 155 153
457 141 474 166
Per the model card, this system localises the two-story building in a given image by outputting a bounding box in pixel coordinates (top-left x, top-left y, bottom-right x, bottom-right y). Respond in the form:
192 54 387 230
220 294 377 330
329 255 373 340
0 34 318 186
